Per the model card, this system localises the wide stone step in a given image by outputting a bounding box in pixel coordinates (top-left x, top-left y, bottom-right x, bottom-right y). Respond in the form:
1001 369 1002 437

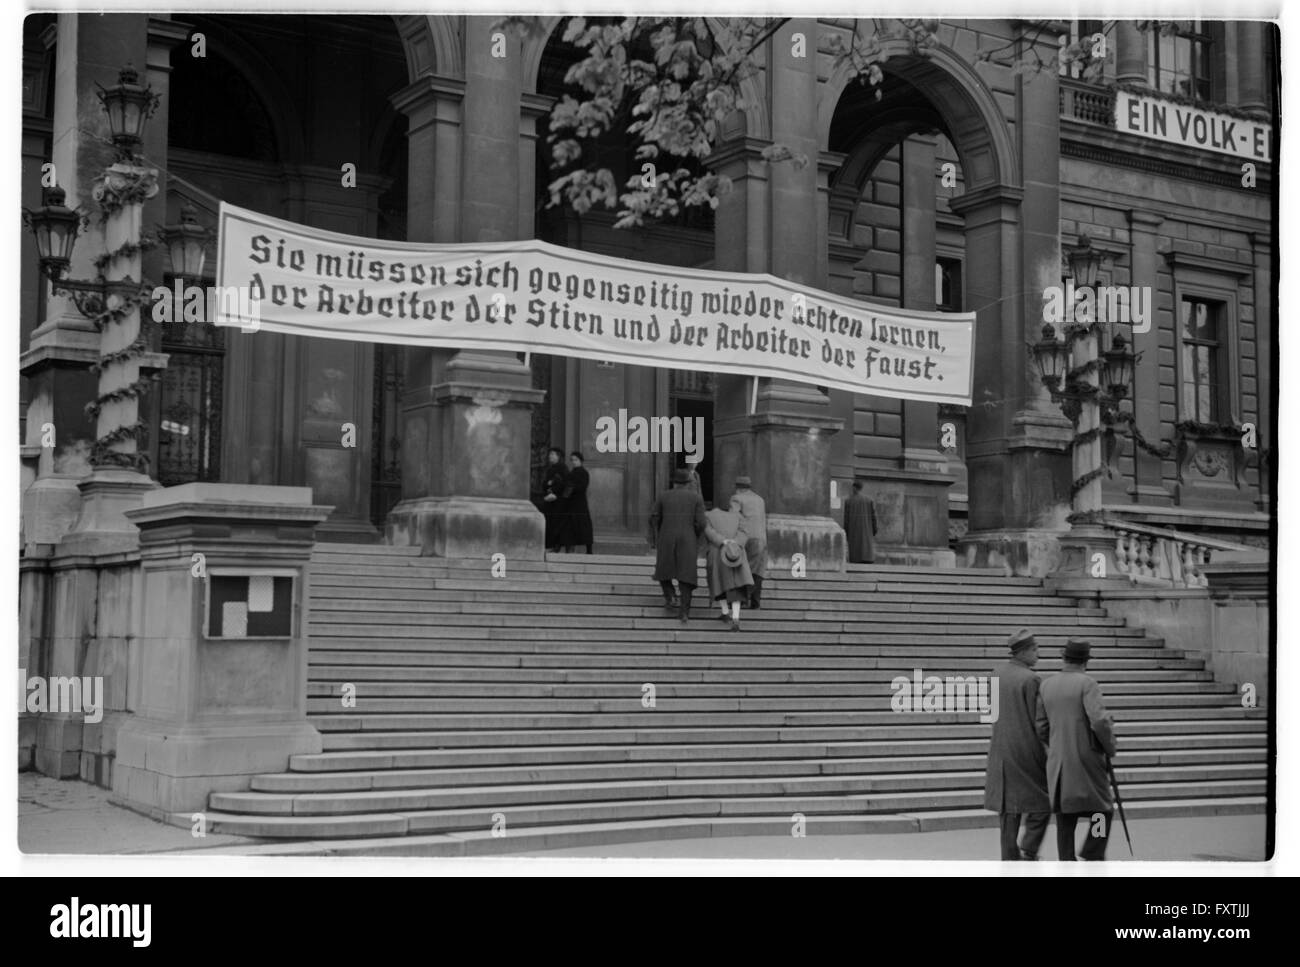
307 597 1126 624
310 586 1083 613
309 585 1101 610
305 651 1208 671
211 771 1266 818
305 631 1162 649
305 678 1229 697
306 663 1214 683
308 705 1264 733
191 795 1268 850
291 734 1266 772
252 751 1265 794
318 717 1266 750
305 691 1237 714
310 553 1045 584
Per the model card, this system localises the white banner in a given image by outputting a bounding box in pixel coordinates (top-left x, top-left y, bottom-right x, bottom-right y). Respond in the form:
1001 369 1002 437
1114 89 1271 162
214 203 976 405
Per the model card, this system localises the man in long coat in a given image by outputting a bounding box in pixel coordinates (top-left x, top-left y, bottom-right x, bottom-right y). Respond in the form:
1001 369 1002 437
649 468 707 623
983 628 1050 860
842 481 878 564
1036 637 1118 861
729 475 767 609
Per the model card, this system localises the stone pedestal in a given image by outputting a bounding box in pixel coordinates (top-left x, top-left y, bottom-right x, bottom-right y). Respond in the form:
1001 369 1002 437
1041 523 1131 593
716 379 845 571
112 484 329 816
387 351 546 559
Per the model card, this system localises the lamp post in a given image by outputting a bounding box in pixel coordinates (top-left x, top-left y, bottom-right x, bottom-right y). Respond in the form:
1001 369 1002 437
1030 235 1138 526
20 62 197 557
21 64 192 474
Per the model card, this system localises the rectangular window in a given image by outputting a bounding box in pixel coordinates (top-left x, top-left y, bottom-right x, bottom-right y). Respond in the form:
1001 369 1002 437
1148 21 1212 101
1179 296 1222 422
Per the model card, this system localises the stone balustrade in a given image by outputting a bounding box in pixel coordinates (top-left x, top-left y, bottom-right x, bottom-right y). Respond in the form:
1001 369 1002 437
1109 519 1251 589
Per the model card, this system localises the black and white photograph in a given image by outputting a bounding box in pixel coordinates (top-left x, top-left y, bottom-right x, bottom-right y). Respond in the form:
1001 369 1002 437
6 0 1288 907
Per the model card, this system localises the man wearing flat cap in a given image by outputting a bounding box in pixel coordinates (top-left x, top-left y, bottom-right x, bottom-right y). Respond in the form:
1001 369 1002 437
729 475 768 609
1036 637 1118 860
983 628 1051 860
650 468 708 623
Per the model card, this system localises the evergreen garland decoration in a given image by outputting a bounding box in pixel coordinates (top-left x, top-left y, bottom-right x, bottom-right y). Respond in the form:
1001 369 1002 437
84 237 161 470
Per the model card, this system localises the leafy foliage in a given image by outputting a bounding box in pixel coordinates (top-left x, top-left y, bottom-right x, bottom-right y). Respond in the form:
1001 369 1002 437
503 18 1098 229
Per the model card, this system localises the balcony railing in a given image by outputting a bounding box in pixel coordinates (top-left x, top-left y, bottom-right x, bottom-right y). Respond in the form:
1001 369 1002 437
1059 78 1114 126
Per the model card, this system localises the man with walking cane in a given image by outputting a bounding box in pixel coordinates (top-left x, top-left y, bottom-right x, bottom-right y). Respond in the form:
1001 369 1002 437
1035 637 1119 860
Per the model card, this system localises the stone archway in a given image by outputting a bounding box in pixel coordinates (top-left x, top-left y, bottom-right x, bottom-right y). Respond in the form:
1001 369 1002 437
820 31 1069 571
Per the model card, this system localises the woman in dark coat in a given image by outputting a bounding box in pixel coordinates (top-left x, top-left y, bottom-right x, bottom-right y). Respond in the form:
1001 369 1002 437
539 447 568 552
557 451 594 554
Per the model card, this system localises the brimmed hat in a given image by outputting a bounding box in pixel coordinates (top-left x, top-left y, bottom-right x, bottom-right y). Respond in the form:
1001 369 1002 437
671 468 692 484
721 541 745 567
1007 628 1036 654
1063 638 1092 662
735 475 752 488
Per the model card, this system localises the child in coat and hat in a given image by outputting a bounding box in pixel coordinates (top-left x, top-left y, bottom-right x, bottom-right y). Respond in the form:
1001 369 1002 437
703 505 754 631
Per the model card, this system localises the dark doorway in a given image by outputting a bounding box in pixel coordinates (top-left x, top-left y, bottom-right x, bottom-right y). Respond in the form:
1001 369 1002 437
670 369 715 506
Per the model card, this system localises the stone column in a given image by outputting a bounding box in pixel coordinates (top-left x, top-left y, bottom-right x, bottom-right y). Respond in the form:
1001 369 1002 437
1236 22 1268 114
22 14 149 488
113 484 328 814
1127 209 1171 504
1250 231 1272 512
384 20 545 560
1115 21 1147 86
711 20 844 570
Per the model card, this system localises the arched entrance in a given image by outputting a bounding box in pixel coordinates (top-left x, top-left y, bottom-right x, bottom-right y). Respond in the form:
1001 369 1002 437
820 39 1068 567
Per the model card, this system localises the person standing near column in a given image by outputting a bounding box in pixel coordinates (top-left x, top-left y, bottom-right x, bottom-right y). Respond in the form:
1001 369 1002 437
1036 637 1118 861
842 480 878 565
983 629 1051 860
558 451 594 554
539 447 568 553
650 468 707 623
729 475 767 609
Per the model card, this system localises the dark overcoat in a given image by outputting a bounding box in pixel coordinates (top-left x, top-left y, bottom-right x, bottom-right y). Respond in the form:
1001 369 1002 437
983 656 1050 814
843 492 877 564
650 486 707 585
558 466 594 548
1036 668 1118 814
540 463 568 547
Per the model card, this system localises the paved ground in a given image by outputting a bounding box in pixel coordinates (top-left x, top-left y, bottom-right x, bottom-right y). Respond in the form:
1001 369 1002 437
16 773 1267 863
18 773 260 855
512 814 1267 862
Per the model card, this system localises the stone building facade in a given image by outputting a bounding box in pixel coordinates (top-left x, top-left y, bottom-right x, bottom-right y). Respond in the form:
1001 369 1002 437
18 15 1275 784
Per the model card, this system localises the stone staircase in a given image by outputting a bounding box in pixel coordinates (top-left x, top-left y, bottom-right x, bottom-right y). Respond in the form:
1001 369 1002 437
185 543 1267 855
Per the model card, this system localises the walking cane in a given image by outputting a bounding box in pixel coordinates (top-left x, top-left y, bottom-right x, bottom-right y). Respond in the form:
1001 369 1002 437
1105 754 1134 856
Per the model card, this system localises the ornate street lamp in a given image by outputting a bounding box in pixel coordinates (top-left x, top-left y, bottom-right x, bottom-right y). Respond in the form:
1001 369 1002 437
22 186 85 282
1101 332 1137 400
1030 322 1070 398
97 64 160 162
159 202 210 280
1064 233 1104 290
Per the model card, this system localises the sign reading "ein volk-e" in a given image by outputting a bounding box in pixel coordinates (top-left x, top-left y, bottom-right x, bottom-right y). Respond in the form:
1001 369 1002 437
214 204 976 406
1115 89 1271 162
